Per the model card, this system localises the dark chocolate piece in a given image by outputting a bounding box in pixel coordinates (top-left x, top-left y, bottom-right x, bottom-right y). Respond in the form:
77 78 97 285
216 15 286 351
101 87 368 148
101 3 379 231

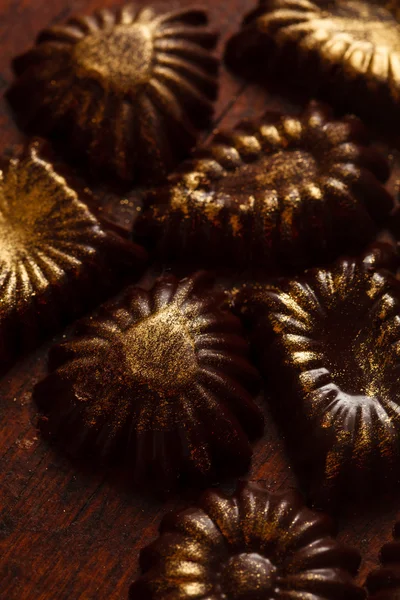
235 250 400 507
366 522 400 599
8 5 219 183
0 141 145 371
136 100 392 268
33 272 263 486
130 481 364 599
226 1 400 123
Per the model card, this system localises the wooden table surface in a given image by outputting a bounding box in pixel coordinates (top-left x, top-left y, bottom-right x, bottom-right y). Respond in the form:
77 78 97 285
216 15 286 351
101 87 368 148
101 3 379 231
1 1 400 598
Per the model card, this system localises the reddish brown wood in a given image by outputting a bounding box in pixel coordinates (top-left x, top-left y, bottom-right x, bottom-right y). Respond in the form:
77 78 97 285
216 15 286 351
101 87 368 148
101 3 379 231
0 1 400 599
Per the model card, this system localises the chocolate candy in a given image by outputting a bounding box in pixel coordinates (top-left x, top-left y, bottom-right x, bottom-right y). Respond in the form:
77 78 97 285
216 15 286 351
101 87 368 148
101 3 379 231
226 1 400 123
0 142 145 371
366 522 400 599
131 481 364 599
8 5 219 183
136 101 393 268
33 272 263 486
236 250 400 506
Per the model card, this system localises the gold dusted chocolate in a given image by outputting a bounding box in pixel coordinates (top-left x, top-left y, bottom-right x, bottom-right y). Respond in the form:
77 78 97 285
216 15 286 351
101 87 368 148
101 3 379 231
226 0 400 121
130 481 364 600
137 100 393 267
0 142 146 371
236 249 400 507
33 272 263 486
8 5 219 183
366 522 400 599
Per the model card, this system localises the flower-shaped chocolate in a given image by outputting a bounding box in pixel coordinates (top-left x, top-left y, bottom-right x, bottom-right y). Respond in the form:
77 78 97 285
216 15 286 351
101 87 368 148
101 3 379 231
8 5 219 182
366 522 400 599
33 272 263 485
137 101 392 268
0 142 144 371
226 0 400 121
236 252 400 506
130 481 364 599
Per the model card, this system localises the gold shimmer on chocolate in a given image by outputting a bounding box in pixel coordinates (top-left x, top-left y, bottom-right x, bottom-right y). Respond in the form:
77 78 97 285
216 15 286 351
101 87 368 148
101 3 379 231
0 142 144 370
137 100 393 267
8 5 219 183
366 522 400 599
236 251 400 506
130 481 364 600
33 272 263 485
226 0 400 120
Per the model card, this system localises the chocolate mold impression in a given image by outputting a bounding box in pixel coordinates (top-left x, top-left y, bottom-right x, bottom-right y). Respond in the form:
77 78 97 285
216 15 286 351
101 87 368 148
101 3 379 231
226 0 400 123
131 481 364 600
8 4 219 183
137 101 393 268
236 250 400 506
33 272 263 487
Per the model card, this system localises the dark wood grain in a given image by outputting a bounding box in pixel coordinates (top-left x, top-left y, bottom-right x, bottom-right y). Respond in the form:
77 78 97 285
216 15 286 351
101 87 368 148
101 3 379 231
0 1 399 599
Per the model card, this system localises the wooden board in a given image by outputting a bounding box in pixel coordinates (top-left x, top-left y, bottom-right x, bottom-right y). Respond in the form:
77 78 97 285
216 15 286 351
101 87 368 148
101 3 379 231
0 1 399 598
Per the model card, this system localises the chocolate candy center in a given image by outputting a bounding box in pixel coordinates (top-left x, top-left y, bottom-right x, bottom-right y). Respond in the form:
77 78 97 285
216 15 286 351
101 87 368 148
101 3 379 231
74 24 154 91
220 552 277 599
0 210 25 260
124 306 198 394
321 300 381 399
326 338 368 397
216 150 317 197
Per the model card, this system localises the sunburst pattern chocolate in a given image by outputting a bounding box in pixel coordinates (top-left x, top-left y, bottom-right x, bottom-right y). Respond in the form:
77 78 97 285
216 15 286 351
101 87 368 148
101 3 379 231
366 522 400 599
137 101 393 267
0 142 144 370
236 253 400 506
8 5 219 182
130 481 364 599
226 0 400 119
33 272 263 485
